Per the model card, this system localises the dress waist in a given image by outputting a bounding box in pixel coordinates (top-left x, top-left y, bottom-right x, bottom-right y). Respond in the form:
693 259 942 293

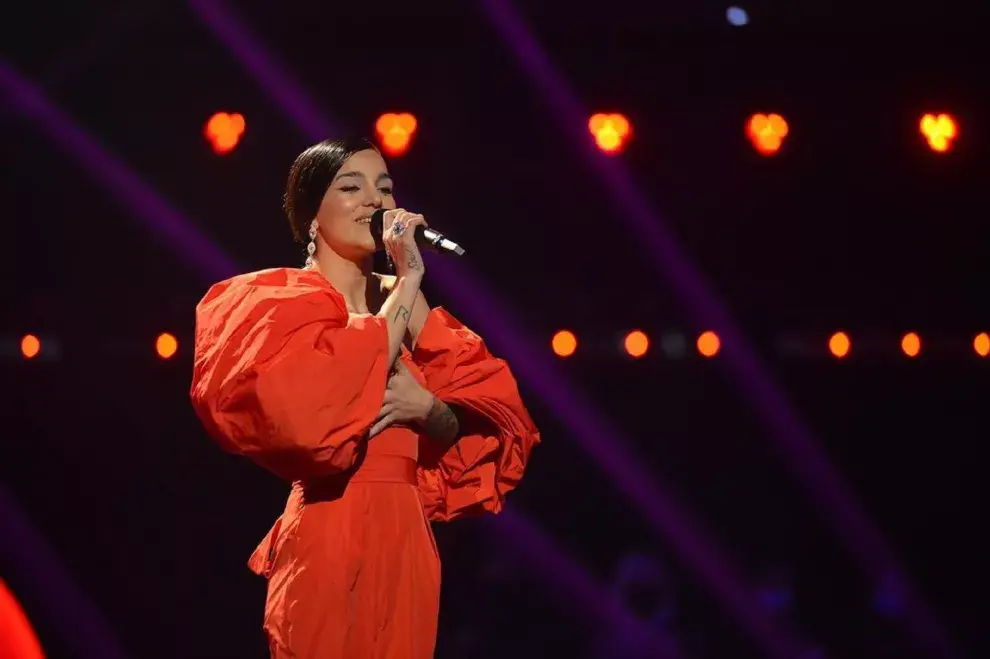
348 455 418 485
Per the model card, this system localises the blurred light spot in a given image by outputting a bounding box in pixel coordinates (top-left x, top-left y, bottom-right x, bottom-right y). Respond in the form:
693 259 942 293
697 331 720 357
747 113 788 155
660 333 687 359
20 334 40 359
829 331 850 358
589 113 631 154
901 332 921 357
920 113 957 153
624 330 649 358
205 112 246 154
552 330 577 358
974 332 990 357
375 112 417 156
156 332 178 360
726 6 748 25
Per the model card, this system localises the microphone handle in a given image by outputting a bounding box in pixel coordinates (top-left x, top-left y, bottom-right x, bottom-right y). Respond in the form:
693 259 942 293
370 209 465 256
417 226 466 256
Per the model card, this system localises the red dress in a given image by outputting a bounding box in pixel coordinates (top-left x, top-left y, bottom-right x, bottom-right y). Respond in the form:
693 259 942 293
189 268 539 658
0 579 44 659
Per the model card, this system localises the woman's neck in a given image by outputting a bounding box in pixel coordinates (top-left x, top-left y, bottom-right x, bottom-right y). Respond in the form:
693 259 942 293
315 247 375 314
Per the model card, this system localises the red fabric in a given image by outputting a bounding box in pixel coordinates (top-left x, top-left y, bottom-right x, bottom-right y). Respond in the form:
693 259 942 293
0 579 45 659
190 268 539 659
413 308 541 522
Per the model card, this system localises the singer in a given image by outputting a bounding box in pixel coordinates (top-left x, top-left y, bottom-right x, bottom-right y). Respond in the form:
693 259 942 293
189 137 540 659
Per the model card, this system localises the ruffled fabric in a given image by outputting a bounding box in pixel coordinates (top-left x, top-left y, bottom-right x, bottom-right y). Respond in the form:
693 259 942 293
413 308 540 521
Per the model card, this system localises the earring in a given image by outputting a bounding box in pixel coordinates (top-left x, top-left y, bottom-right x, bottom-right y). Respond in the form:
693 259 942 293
304 219 318 270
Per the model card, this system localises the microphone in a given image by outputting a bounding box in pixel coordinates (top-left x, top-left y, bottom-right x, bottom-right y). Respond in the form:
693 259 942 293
371 209 465 256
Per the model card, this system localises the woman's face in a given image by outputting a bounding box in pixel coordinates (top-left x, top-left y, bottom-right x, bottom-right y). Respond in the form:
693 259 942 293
315 148 396 259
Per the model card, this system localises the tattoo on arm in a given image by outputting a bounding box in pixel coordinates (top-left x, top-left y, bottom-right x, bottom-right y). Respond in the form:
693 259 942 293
404 246 422 271
393 305 411 323
424 397 460 446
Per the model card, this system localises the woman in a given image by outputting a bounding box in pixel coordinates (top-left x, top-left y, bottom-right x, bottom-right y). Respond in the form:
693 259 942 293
189 137 539 658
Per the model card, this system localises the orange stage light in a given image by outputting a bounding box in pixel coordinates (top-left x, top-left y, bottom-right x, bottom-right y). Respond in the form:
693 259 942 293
589 113 631 154
974 332 990 358
205 112 246 154
746 113 789 155
20 334 40 360
375 113 417 156
156 332 178 360
828 331 850 358
901 332 921 358
552 330 577 358
920 113 957 153
624 330 649 358
697 331 720 357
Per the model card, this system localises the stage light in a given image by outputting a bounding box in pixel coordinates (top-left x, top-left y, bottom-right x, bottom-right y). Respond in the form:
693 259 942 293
726 6 749 26
746 113 788 155
697 331 720 357
552 330 577 358
156 332 178 360
900 332 921 358
204 112 246 154
920 113 957 153
375 113 417 156
624 330 649 358
974 332 989 357
589 113 631 154
20 334 40 360
828 331 850 358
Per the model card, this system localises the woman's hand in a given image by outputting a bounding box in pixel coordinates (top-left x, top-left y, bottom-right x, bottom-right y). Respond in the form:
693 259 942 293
381 209 427 281
369 361 434 438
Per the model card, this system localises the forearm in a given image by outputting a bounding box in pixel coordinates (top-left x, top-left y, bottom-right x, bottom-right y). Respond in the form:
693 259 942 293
406 291 431 348
422 396 461 447
377 275 422 366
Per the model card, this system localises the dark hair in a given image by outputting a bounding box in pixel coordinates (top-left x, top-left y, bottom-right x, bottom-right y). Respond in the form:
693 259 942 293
283 137 378 243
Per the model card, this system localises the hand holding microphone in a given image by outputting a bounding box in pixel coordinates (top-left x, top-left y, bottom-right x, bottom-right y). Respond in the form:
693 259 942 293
380 209 428 280
372 208 465 260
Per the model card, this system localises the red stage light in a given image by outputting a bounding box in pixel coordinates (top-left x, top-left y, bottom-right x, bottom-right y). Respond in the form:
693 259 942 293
156 332 178 359
828 331 850 358
589 113 631 154
552 330 577 358
375 113 417 156
920 113 957 153
746 113 789 155
205 112 246 154
20 334 40 359
697 331 721 357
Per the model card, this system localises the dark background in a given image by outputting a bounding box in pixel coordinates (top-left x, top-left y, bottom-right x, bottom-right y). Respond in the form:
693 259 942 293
3 1 988 657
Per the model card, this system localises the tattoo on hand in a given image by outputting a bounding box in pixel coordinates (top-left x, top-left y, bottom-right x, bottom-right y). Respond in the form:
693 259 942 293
425 397 460 446
393 305 411 323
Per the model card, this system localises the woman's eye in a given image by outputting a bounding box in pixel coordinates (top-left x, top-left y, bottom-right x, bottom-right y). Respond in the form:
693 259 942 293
340 185 359 192
379 187 394 195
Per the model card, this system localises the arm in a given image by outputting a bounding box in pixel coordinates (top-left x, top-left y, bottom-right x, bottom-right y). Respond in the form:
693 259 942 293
377 208 429 363
377 274 422 366
422 396 461 446
377 274 431 349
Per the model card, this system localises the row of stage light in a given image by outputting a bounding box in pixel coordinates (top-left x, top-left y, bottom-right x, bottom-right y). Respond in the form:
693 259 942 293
203 111 961 157
7 331 990 361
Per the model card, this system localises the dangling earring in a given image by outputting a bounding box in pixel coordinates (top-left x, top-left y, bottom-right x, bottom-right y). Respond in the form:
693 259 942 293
304 219 318 270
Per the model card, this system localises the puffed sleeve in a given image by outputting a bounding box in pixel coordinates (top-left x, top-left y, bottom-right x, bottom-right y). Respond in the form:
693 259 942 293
413 307 540 522
189 268 391 482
